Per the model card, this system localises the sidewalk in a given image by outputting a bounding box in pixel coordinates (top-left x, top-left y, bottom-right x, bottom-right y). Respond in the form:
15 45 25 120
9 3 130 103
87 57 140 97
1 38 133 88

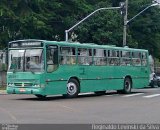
0 90 7 94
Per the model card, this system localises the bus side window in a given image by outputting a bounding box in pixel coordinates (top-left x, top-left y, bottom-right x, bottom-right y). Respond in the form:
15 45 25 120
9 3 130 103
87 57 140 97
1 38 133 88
78 48 89 65
108 50 120 66
93 49 106 66
46 45 58 73
142 52 147 66
121 51 131 66
69 48 76 65
60 47 70 65
132 52 141 66
60 47 76 65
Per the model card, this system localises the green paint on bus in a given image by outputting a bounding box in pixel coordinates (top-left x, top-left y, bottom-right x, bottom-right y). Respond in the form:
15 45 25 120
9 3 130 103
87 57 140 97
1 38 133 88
7 40 150 98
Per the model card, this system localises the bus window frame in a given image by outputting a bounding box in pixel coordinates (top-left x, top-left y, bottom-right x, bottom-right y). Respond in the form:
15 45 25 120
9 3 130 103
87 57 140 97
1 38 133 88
8 47 44 72
46 45 59 73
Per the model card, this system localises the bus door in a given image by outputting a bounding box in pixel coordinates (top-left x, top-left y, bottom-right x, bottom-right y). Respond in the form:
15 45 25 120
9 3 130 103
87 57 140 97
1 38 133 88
132 51 149 88
45 45 65 95
141 52 149 86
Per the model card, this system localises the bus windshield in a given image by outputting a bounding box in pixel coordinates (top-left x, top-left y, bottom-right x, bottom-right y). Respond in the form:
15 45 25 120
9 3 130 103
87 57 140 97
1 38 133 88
9 49 44 72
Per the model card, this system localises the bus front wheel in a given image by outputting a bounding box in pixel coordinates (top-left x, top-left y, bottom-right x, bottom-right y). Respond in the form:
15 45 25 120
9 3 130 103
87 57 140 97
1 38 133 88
35 94 46 99
66 79 80 98
122 77 132 94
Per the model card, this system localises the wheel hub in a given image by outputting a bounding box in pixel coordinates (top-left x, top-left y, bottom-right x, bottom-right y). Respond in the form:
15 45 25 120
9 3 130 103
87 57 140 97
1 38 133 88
125 81 130 91
67 82 77 95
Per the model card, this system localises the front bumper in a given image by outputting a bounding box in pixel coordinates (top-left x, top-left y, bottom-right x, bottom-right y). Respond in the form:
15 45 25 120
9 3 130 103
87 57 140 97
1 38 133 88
7 87 42 95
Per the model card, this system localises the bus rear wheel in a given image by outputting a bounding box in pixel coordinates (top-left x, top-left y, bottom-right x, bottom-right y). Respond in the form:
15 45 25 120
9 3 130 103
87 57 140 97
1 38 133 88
95 91 106 95
122 77 132 94
66 79 80 98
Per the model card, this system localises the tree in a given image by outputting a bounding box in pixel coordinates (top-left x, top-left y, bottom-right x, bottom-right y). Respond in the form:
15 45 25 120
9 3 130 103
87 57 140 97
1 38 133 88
128 0 160 57
0 0 160 59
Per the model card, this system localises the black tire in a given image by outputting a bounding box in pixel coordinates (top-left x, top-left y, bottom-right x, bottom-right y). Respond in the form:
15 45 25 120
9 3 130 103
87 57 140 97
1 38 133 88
66 79 80 98
35 94 46 99
151 84 155 88
122 77 132 94
95 91 106 95
150 80 155 88
117 90 123 94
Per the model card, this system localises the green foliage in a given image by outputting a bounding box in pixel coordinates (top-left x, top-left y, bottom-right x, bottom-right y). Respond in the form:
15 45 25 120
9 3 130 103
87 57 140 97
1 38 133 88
128 0 160 57
0 0 160 58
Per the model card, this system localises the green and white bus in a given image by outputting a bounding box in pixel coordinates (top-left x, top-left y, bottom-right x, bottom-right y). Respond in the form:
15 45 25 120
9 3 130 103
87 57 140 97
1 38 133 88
7 39 150 98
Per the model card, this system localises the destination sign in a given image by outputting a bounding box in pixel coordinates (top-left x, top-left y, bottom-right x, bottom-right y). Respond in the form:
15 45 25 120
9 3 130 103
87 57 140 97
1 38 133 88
9 41 43 48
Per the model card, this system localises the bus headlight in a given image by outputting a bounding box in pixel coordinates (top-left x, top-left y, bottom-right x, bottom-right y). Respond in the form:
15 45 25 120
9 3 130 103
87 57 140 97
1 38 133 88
8 83 14 87
34 84 40 87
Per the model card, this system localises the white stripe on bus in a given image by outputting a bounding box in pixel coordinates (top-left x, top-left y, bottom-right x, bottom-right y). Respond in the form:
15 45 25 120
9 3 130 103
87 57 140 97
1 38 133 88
79 92 94 95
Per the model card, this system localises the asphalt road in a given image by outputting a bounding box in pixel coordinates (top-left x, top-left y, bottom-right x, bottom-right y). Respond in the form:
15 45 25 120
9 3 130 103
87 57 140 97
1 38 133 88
0 87 160 124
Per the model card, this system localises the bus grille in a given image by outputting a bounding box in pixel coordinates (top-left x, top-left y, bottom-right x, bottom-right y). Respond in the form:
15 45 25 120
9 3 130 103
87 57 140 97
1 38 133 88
14 83 33 87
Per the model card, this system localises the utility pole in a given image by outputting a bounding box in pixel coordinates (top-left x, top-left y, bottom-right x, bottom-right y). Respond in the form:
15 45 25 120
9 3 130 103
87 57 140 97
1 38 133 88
123 0 128 47
123 0 160 47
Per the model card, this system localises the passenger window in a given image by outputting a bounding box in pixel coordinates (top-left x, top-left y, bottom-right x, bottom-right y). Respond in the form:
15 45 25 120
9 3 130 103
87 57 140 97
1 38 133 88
121 51 131 66
142 52 147 66
132 52 141 66
60 47 76 65
93 49 106 66
108 50 120 66
78 48 89 65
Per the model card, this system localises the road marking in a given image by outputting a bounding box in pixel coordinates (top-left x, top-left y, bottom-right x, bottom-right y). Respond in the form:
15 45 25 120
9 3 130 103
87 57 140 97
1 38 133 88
143 94 160 98
105 95 114 97
144 88 160 91
122 93 144 97
0 107 18 123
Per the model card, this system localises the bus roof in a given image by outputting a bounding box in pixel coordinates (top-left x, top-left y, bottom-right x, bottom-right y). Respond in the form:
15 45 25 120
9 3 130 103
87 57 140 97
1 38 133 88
44 41 148 52
8 39 46 44
8 39 148 52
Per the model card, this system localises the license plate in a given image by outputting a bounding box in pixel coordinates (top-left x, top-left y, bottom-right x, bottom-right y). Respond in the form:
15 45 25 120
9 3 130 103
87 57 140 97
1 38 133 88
19 89 26 92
